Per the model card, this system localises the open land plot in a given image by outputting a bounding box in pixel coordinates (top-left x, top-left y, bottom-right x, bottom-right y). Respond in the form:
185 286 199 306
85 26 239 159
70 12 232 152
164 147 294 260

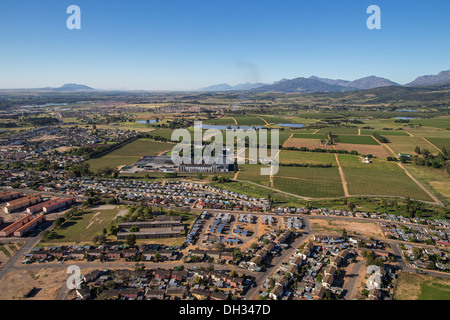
395 272 450 300
284 138 326 149
338 154 434 202
386 136 441 156
273 166 345 198
309 218 385 239
0 268 88 300
333 143 390 158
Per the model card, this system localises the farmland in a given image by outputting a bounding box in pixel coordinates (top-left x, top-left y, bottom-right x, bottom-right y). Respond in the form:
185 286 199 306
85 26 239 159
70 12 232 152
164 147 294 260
87 138 175 171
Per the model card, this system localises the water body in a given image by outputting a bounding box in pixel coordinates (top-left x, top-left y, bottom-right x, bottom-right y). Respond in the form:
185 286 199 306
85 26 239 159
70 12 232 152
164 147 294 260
195 124 264 130
136 120 160 124
277 123 305 128
22 103 68 108
396 109 419 112
394 117 418 120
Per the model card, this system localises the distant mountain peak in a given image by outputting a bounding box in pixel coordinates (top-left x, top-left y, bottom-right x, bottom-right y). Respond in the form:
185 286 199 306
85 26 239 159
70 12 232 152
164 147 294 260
57 83 94 91
406 70 450 87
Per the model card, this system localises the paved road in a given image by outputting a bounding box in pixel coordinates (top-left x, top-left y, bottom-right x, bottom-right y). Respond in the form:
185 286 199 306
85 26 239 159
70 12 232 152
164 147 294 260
341 260 365 300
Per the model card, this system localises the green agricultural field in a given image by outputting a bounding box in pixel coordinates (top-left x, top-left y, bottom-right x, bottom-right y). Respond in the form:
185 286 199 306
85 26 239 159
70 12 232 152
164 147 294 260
279 150 337 165
292 133 328 140
204 117 237 125
237 164 271 186
317 127 359 135
273 166 344 198
87 138 175 171
258 115 295 124
387 136 441 155
338 154 433 202
334 135 378 145
360 129 410 136
232 115 267 126
411 118 450 129
404 164 450 203
425 137 450 152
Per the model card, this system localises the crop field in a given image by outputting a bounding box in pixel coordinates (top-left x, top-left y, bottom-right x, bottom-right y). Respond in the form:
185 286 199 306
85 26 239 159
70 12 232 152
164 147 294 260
232 115 267 126
292 133 328 139
338 154 433 201
317 127 359 135
411 118 450 129
273 166 344 198
279 150 337 165
333 135 378 145
359 129 410 136
258 115 295 124
404 164 450 203
87 139 175 171
236 164 271 186
284 138 325 149
425 137 450 152
204 117 237 125
386 136 441 155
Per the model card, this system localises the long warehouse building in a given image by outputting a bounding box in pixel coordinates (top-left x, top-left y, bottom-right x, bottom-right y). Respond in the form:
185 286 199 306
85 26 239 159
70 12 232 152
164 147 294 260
26 198 61 214
13 215 46 237
0 215 34 237
42 197 76 214
0 191 23 202
4 194 42 214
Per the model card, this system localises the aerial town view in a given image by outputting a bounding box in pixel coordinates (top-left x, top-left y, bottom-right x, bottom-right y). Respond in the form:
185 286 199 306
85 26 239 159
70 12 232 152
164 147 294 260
0 0 449 312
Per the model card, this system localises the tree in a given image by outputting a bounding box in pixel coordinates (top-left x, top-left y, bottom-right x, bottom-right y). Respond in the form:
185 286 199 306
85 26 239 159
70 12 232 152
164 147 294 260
93 234 107 245
414 146 421 154
125 234 136 247
341 228 348 240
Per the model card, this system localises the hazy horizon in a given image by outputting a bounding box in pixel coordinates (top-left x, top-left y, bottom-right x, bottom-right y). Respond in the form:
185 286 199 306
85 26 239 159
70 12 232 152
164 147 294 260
1 0 449 90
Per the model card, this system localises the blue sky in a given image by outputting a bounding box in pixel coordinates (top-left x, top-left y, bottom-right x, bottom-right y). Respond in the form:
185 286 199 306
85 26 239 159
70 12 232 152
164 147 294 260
0 0 449 90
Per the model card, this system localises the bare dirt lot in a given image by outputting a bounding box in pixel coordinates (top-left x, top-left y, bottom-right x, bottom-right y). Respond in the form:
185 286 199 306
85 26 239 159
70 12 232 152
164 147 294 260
0 268 71 300
283 139 390 158
309 218 385 239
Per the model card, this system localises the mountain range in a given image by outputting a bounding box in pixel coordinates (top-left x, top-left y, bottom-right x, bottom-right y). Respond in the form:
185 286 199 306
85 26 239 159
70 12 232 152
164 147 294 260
198 69 450 93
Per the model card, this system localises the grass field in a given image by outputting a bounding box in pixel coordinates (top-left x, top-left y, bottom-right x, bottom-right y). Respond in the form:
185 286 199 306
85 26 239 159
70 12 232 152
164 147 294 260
339 155 433 201
237 164 271 186
43 206 125 244
87 138 175 171
404 164 450 203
